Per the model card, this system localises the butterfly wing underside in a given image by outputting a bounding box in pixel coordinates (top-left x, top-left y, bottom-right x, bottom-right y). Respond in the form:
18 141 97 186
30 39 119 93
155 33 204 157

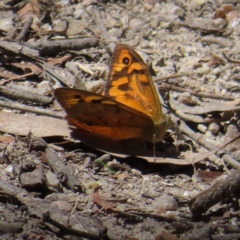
54 44 169 143
104 44 163 125
54 88 154 141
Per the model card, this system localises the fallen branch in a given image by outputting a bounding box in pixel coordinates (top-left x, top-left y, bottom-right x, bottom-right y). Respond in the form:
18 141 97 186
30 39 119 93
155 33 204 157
22 38 99 54
190 167 240 217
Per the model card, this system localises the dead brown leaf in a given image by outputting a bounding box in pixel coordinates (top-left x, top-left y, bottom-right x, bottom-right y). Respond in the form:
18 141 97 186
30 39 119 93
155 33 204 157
11 62 42 76
197 170 224 183
155 230 179 240
92 190 114 211
47 55 72 66
0 135 14 148
0 112 70 137
17 0 40 20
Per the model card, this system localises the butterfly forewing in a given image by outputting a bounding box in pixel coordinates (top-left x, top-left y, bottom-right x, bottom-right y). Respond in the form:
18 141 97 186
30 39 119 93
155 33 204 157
104 44 162 124
54 88 154 141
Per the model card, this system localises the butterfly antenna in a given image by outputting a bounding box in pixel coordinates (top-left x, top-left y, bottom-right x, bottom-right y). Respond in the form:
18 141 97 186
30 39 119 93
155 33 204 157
153 134 156 163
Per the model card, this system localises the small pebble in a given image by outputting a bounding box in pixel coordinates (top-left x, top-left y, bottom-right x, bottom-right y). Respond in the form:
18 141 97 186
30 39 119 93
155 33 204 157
208 122 221 135
5 165 14 174
197 124 207 133
50 201 72 213
46 171 60 189
131 169 142 176
152 194 178 211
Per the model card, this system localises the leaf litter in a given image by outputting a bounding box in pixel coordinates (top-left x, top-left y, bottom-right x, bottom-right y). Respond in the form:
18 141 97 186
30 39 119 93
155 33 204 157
1 0 240 239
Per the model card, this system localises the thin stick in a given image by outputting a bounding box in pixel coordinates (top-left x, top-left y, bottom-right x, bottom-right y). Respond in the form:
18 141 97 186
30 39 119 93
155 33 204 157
160 82 235 101
0 99 63 118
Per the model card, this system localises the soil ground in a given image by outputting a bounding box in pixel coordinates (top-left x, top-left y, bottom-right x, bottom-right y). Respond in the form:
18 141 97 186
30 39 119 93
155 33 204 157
1 0 240 239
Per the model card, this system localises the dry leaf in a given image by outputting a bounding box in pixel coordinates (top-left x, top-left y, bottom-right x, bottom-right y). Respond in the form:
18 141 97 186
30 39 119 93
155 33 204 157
214 4 235 20
197 170 224 183
17 0 40 20
47 55 71 66
92 190 114 211
0 135 14 148
11 62 42 75
0 111 70 137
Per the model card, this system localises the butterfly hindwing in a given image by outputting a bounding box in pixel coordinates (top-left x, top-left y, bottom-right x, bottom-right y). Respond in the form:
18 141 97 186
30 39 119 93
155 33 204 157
54 88 154 141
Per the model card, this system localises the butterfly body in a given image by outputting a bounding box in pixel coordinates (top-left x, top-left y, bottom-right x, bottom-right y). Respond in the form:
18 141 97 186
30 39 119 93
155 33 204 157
54 44 169 146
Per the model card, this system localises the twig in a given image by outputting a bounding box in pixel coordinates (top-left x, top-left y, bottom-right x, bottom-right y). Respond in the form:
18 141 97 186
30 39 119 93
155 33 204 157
160 82 235 101
44 212 109 240
0 68 19 79
175 110 204 123
222 52 240 64
222 154 240 169
0 98 63 118
0 85 52 104
0 221 24 233
178 115 237 152
190 167 240 217
41 63 70 87
0 179 110 240
200 36 231 48
91 6 112 44
15 15 33 42
22 38 99 54
172 114 240 162
0 72 36 85
45 146 83 192
0 40 40 57
154 72 196 82
158 15 224 34
183 223 215 240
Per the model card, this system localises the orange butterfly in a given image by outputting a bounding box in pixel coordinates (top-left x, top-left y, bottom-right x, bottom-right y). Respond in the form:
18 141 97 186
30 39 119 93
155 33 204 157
54 44 169 149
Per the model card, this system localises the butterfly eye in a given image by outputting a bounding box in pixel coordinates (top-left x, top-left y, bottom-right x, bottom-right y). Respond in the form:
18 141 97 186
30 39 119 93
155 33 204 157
122 57 130 65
